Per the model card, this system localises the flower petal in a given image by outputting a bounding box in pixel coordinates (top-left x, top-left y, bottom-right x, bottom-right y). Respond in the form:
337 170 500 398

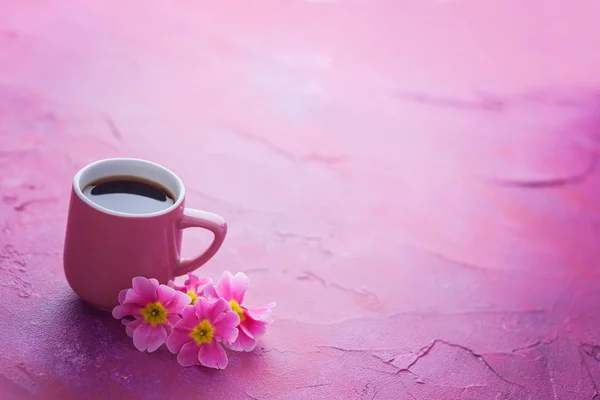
125 281 157 305
133 323 151 351
124 318 143 338
212 310 240 343
124 290 150 306
247 303 276 323
177 341 200 367
166 327 193 354
167 314 181 326
165 291 192 314
112 303 142 319
193 297 210 320
163 323 172 336
149 278 160 289
118 289 128 304
202 282 219 300
112 304 126 319
157 284 177 305
132 323 167 352
206 297 231 324
213 271 235 300
230 272 249 304
198 341 228 369
131 276 158 302
178 305 199 329
227 328 259 352
240 317 268 341
195 297 228 322
185 274 212 293
146 324 168 353
168 279 186 292
167 307 197 353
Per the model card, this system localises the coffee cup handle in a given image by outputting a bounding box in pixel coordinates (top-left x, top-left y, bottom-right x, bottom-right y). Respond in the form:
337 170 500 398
175 208 227 276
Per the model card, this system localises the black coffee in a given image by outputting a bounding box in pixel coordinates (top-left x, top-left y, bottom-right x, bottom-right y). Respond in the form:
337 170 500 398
83 176 175 214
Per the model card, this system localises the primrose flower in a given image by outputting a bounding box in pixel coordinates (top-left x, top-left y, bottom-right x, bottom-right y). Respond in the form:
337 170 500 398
167 297 239 369
112 277 191 352
168 274 211 305
204 271 275 352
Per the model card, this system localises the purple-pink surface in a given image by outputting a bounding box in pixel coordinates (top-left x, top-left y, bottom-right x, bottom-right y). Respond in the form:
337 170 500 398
2 1 600 399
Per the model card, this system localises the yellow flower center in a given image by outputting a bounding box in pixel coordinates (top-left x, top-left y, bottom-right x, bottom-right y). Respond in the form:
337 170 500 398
229 299 246 322
140 302 168 326
186 290 198 305
190 319 215 345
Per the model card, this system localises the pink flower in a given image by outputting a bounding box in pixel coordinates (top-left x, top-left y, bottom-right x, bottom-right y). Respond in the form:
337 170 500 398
112 277 191 352
166 297 239 369
204 271 275 352
168 273 211 305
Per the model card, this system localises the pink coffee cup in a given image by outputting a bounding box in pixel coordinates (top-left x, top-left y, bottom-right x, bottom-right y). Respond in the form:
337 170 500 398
63 158 227 310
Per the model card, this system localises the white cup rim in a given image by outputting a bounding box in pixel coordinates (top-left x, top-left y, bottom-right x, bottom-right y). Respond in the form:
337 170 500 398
73 158 186 218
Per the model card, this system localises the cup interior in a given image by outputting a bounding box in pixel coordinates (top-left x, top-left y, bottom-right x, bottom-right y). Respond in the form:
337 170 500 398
73 158 185 217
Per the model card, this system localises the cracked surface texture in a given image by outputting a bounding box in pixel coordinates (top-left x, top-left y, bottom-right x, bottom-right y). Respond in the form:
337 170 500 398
2 1 600 399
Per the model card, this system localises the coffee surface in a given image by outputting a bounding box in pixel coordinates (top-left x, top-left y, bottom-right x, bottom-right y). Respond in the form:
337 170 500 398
83 176 175 214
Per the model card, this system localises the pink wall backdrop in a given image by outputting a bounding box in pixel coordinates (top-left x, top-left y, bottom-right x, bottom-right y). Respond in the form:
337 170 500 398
2 1 600 399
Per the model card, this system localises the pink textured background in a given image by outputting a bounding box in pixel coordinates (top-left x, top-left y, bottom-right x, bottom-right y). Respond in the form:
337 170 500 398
2 1 600 399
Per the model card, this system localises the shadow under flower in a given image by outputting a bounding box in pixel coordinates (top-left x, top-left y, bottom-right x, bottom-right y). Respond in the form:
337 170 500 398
32 288 269 399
